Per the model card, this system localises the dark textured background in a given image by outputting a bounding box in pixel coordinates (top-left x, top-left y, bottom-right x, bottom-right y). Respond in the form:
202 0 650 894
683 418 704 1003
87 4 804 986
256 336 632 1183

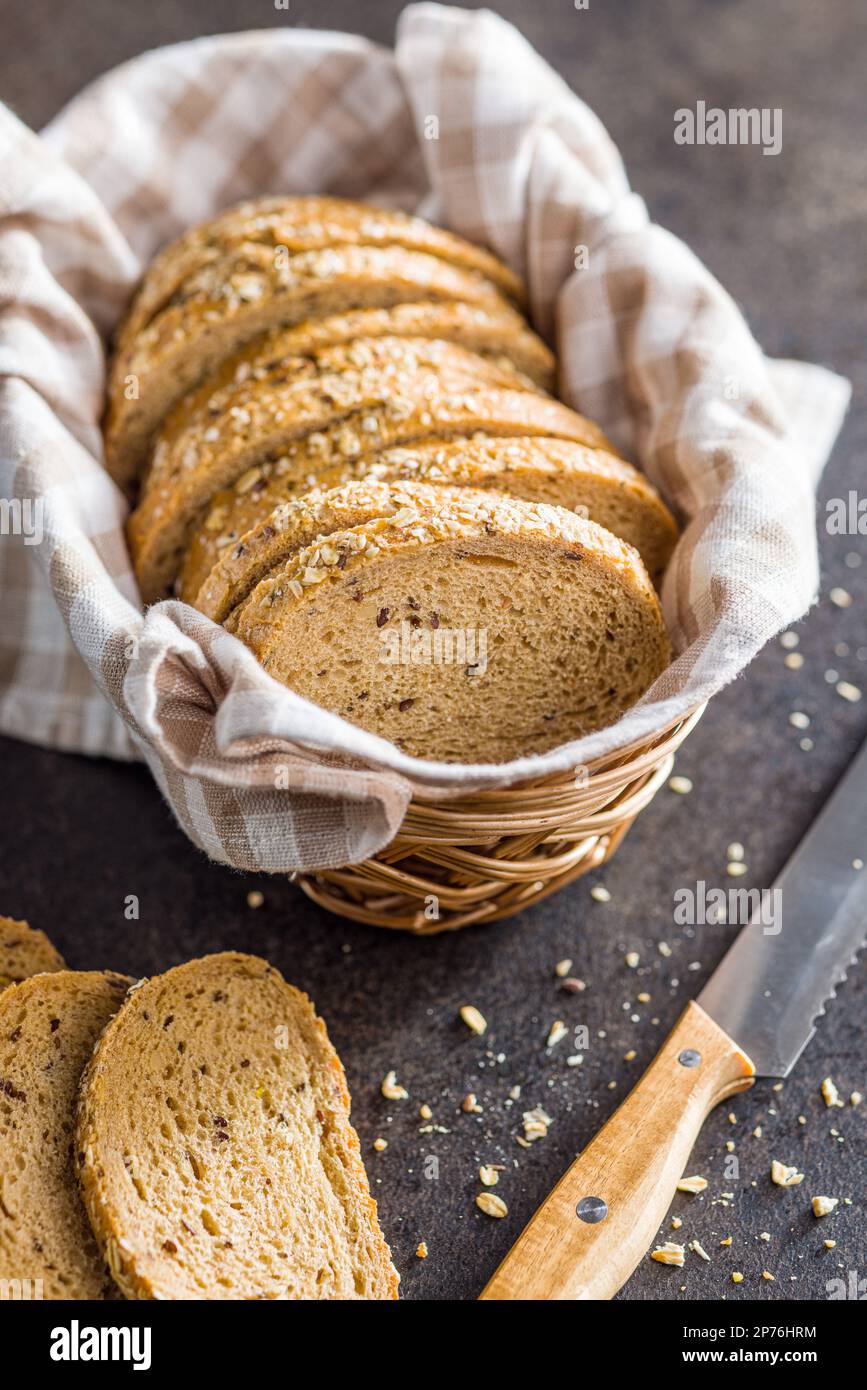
0 0 864 1301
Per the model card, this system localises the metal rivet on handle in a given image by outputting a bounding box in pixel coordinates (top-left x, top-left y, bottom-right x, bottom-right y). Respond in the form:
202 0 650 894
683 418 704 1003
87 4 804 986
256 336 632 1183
576 1195 608 1224
678 1048 702 1067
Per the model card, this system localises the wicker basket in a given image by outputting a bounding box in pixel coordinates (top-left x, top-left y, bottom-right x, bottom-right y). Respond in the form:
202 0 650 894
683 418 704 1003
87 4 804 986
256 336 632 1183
298 704 704 933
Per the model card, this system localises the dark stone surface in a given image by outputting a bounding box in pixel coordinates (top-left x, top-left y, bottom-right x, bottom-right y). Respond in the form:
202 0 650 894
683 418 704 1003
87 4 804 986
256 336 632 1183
0 0 864 1301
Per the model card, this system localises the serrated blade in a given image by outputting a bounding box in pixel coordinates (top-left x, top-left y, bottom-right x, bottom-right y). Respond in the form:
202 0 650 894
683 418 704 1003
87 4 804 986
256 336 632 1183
697 735 867 1076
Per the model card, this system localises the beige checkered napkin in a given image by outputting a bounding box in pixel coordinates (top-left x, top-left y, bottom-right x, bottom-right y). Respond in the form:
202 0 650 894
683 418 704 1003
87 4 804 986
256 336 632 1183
0 5 850 871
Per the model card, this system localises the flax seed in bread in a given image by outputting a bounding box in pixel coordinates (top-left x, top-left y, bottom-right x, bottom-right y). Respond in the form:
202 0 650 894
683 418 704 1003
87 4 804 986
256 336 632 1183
130 375 612 604
117 195 526 349
184 438 677 619
0 970 130 1299
76 952 399 1300
0 915 66 990
105 243 522 490
231 491 670 763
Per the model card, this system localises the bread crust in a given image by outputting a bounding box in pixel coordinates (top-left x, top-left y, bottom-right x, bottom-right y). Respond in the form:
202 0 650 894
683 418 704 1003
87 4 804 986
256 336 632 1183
75 952 399 1300
0 915 66 989
0 970 131 1299
129 368 610 604
231 489 671 762
116 194 526 351
105 242 524 489
184 437 677 620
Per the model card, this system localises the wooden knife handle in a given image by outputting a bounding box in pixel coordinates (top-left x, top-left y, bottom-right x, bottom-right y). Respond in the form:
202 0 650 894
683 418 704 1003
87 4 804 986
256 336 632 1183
479 1000 755 1301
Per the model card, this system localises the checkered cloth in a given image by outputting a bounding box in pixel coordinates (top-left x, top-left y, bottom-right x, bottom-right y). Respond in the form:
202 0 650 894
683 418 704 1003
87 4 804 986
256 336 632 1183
0 4 850 870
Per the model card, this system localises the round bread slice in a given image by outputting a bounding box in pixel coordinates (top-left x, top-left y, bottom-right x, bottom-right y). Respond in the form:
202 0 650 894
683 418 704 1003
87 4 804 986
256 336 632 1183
0 916 66 991
76 953 399 1301
130 373 611 605
0 970 131 1299
231 491 671 763
116 194 526 349
184 438 678 620
105 242 520 491
148 300 556 449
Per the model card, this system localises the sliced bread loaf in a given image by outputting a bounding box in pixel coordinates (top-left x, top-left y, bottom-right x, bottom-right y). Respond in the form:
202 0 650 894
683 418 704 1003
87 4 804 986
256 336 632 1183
183 438 677 619
76 952 399 1300
0 916 66 990
0 970 130 1298
231 490 670 763
130 376 612 604
105 242 520 490
117 194 526 347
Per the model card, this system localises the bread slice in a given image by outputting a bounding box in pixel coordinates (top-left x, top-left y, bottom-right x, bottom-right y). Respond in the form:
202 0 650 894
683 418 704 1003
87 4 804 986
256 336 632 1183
76 952 399 1300
0 916 66 990
0 970 131 1299
145 300 556 451
184 438 678 619
130 372 611 604
117 194 526 348
105 243 521 490
231 491 671 762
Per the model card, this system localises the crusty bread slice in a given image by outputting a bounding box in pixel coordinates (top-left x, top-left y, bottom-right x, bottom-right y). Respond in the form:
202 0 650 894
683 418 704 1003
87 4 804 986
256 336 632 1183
0 915 66 990
184 438 678 619
0 970 130 1299
117 195 526 348
231 490 670 763
146 301 556 450
105 243 521 490
76 953 399 1301
130 371 611 604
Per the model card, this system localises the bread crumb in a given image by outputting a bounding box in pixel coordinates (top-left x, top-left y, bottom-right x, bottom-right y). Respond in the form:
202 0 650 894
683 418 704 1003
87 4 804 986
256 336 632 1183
821 1076 844 1108
658 941 672 957
416 1241 428 1259
762 1270 775 1282
651 1243 685 1267
459 1004 487 1036
824 1239 837 1249
720 1236 732 1246
727 842 745 861
624 1049 637 1062
759 1232 770 1242
851 1091 863 1107
780 631 799 649
625 951 640 968
671 1217 683 1230
689 1240 711 1262
677 1175 708 1194
373 1137 388 1152
789 711 810 729
732 1271 744 1284
479 1165 499 1187
246 890 264 909
727 861 748 877
771 1159 804 1187
784 652 804 670
555 958 573 978
462 1093 482 1114
590 884 611 903
811 1195 838 1217
419 1103 432 1121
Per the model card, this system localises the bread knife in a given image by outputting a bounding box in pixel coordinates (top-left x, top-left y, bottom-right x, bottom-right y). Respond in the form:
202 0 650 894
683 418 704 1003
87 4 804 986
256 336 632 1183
480 735 867 1300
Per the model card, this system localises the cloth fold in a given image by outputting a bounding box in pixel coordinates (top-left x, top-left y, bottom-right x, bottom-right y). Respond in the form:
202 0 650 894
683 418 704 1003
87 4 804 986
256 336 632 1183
0 4 850 869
